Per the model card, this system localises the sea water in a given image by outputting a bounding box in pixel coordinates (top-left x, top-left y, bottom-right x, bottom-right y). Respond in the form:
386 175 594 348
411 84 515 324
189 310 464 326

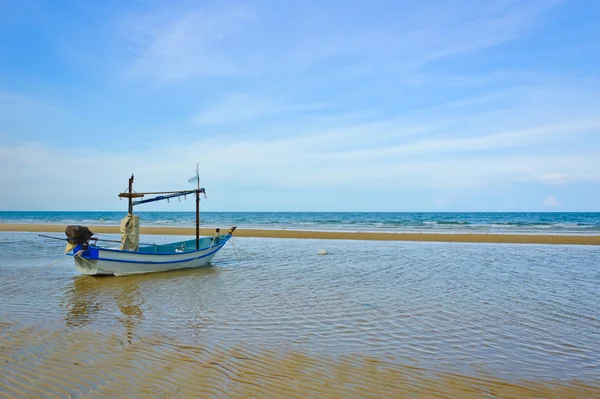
1 211 600 235
0 231 599 397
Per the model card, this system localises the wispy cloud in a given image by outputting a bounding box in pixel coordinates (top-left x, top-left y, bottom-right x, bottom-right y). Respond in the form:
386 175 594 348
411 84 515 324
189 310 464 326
124 4 256 80
519 173 600 185
542 195 561 208
121 0 559 82
190 94 338 126
0 91 57 111
412 0 560 62
3 0 600 211
319 117 600 161
3 109 598 206
0 91 65 142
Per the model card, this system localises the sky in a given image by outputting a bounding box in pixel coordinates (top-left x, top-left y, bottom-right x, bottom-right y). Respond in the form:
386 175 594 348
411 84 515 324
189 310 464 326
1 0 599 212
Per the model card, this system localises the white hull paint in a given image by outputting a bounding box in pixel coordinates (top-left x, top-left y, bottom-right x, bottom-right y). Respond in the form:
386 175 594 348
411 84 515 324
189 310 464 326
71 236 230 276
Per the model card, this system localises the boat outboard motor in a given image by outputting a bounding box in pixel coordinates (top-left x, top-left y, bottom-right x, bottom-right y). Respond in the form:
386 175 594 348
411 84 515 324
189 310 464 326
65 225 95 246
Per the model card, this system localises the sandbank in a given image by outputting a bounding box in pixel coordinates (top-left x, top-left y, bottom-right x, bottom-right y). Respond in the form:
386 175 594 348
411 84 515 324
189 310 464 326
1 223 599 245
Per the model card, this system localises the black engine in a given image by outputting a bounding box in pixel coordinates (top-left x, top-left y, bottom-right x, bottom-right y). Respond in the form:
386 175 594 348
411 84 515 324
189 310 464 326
65 225 95 245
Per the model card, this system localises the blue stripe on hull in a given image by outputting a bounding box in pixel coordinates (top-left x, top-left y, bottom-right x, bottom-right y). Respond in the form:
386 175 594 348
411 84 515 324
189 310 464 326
70 235 231 269
98 237 225 256
91 244 225 265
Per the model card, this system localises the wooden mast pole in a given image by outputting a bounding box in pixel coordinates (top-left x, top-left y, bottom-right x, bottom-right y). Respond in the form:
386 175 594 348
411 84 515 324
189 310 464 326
194 163 201 250
196 189 200 250
128 174 134 214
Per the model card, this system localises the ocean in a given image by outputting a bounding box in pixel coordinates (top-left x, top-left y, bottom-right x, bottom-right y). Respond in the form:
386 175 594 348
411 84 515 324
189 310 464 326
1 213 599 397
1 211 600 235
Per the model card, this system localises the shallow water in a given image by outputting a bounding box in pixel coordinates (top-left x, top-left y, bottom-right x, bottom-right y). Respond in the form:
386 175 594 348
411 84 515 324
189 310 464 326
1 232 599 397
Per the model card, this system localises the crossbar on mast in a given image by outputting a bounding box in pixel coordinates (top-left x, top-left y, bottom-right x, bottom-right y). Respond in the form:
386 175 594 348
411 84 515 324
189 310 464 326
119 190 200 197
132 190 200 206
118 173 206 251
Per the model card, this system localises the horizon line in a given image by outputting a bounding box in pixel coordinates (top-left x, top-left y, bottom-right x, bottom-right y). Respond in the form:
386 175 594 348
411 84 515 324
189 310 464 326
0 210 598 214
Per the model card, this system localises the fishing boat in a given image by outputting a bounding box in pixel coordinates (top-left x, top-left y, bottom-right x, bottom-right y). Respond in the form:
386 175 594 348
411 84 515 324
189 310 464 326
64 171 236 276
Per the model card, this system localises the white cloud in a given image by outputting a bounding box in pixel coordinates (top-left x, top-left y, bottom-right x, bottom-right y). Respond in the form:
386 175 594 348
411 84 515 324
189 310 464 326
190 94 338 126
2 77 600 210
414 0 560 62
542 195 561 208
318 117 600 160
518 173 600 185
0 92 57 111
539 174 569 184
284 0 559 75
5 0 600 212
121 0 559 82
192 94 280 126
2 111 598 210
125 4 256 80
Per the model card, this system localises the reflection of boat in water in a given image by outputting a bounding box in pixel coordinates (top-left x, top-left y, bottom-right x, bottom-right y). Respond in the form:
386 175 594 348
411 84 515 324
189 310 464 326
63 267 220 340
63 275 145 335
65 170 235 276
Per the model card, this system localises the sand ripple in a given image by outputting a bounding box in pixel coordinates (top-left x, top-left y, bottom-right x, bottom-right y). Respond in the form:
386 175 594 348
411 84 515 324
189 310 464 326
1 323 599 399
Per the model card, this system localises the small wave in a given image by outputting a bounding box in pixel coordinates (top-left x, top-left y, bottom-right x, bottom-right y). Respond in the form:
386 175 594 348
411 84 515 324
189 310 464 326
152 219 180 225
554 223 597 228
492 222 553 226
422 221 469 225
486 222 599 230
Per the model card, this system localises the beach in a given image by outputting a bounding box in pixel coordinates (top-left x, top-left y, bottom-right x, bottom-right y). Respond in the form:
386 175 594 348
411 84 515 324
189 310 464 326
1 222 600 245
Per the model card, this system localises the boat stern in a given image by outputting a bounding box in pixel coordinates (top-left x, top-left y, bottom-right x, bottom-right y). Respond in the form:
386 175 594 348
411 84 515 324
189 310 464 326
70 244 112 275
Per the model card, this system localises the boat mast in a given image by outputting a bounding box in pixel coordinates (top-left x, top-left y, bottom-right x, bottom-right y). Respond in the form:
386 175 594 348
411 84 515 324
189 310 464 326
118 168 204 250
128 174 134 214
196 189 200 250
195 166 200 250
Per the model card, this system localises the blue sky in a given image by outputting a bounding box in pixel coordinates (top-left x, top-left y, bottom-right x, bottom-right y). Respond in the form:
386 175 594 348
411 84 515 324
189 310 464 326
1 0 599 211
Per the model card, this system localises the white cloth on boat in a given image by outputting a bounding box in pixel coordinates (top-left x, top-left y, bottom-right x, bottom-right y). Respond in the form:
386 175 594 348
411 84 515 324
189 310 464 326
120 214 140 251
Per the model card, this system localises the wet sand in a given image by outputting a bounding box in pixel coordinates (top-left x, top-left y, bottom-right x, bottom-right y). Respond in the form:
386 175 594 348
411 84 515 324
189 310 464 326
1 323 598 399
1 223 600 245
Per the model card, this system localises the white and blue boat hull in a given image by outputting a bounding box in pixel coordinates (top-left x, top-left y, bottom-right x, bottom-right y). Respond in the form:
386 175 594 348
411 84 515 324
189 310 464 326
70 234 232 276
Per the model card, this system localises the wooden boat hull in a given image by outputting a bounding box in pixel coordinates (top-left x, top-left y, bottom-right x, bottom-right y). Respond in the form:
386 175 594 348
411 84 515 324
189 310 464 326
70 234 231 276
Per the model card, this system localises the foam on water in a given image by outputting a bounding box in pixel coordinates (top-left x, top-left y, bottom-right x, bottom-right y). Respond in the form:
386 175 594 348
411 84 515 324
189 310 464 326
1 211 600 234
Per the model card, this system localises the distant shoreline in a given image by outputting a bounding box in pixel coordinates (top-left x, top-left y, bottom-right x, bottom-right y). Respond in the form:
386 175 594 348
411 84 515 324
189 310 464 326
1 223 599 245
